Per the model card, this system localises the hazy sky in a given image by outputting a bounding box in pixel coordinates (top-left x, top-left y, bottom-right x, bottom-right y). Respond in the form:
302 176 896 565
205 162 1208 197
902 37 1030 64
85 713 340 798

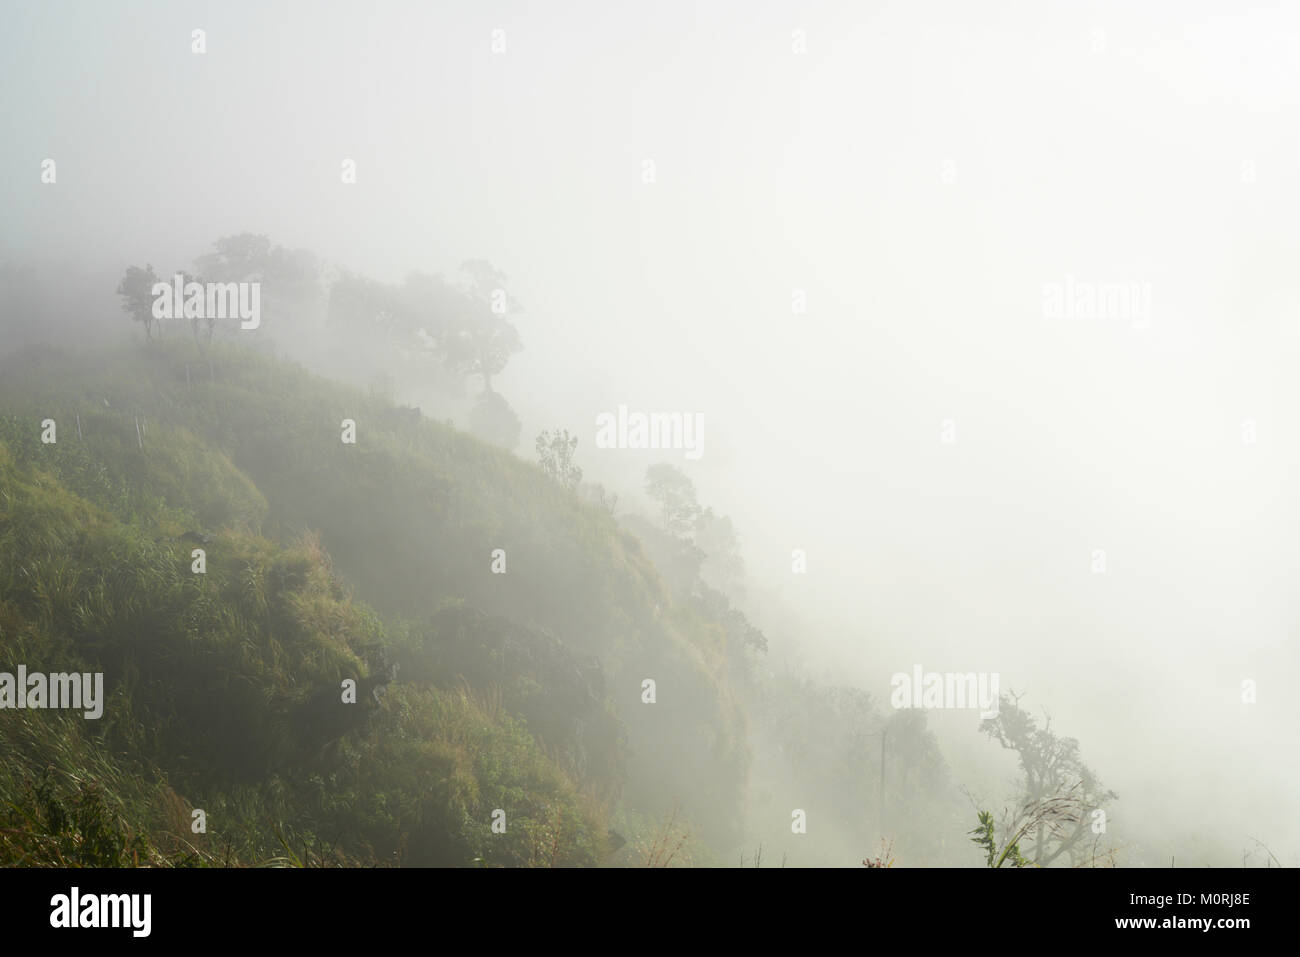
3 0 1298 863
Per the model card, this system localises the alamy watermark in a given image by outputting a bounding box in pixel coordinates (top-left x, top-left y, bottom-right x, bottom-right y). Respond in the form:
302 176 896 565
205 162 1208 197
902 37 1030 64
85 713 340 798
890 665 1000 718
50 887 150 937
152 274 261 329
0 666 104 719
595 406 704 460
1043 275 1151 329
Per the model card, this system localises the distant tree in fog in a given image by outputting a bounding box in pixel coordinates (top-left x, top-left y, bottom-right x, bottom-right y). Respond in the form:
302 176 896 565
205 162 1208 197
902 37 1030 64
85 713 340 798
645 463 700 537
468 390 522 450
196 233 320 334
444 260 522 394
979 692 1118 867
328 272 402 337
181 269 215 351
195 233 272 280
694 507 745 597
398 270 460 347
116 263 160 340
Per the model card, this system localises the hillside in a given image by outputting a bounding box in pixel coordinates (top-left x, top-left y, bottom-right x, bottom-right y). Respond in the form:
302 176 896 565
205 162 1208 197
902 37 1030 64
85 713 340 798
0 341 754 866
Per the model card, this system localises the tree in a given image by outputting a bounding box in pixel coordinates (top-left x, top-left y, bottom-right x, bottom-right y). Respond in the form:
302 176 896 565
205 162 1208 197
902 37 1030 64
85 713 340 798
460 259 510 307
179 270 216 352
116 264 160 340
645 463 700 537
444 260 522 393
194 233 272 281
692 583 767 655
884 708 948 810
469 390 522 450
694 507 745 597
398 270 461 347
196 233 321 335
979 692 1117 867
536 429 582 490
328 273 402 337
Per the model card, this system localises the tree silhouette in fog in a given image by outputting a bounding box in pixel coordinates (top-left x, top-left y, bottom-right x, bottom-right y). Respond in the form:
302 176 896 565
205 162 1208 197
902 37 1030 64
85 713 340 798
980 692 1117 866
116 263 160 340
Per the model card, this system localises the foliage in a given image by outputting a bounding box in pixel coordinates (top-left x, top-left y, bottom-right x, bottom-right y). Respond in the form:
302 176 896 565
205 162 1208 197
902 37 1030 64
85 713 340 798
0 341 752 865
969 810 1033 868
116 264 160 340
468 390 522 450
440 260 522 392
862 838 895 868
694 507 745 597
645 463 700 537
535 429 582 490
979 692 1117 866
633 807 693 867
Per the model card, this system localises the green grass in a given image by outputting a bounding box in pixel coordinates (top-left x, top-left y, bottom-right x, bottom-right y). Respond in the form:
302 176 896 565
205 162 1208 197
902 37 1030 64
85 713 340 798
0 340 751 864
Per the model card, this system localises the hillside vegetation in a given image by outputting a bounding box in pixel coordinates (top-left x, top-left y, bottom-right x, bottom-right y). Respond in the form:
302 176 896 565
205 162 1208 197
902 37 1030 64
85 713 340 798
0 341 753 865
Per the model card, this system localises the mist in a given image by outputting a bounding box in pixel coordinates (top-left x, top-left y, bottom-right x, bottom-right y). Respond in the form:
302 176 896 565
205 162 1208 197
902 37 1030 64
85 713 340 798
2 0 1297 870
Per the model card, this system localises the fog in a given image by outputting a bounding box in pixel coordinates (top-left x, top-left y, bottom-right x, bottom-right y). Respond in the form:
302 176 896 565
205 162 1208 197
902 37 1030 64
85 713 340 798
2 0 1297 867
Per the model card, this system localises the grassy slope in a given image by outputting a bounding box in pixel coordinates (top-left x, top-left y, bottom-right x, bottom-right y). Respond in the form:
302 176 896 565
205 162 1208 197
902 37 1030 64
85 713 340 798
0 341 750 864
